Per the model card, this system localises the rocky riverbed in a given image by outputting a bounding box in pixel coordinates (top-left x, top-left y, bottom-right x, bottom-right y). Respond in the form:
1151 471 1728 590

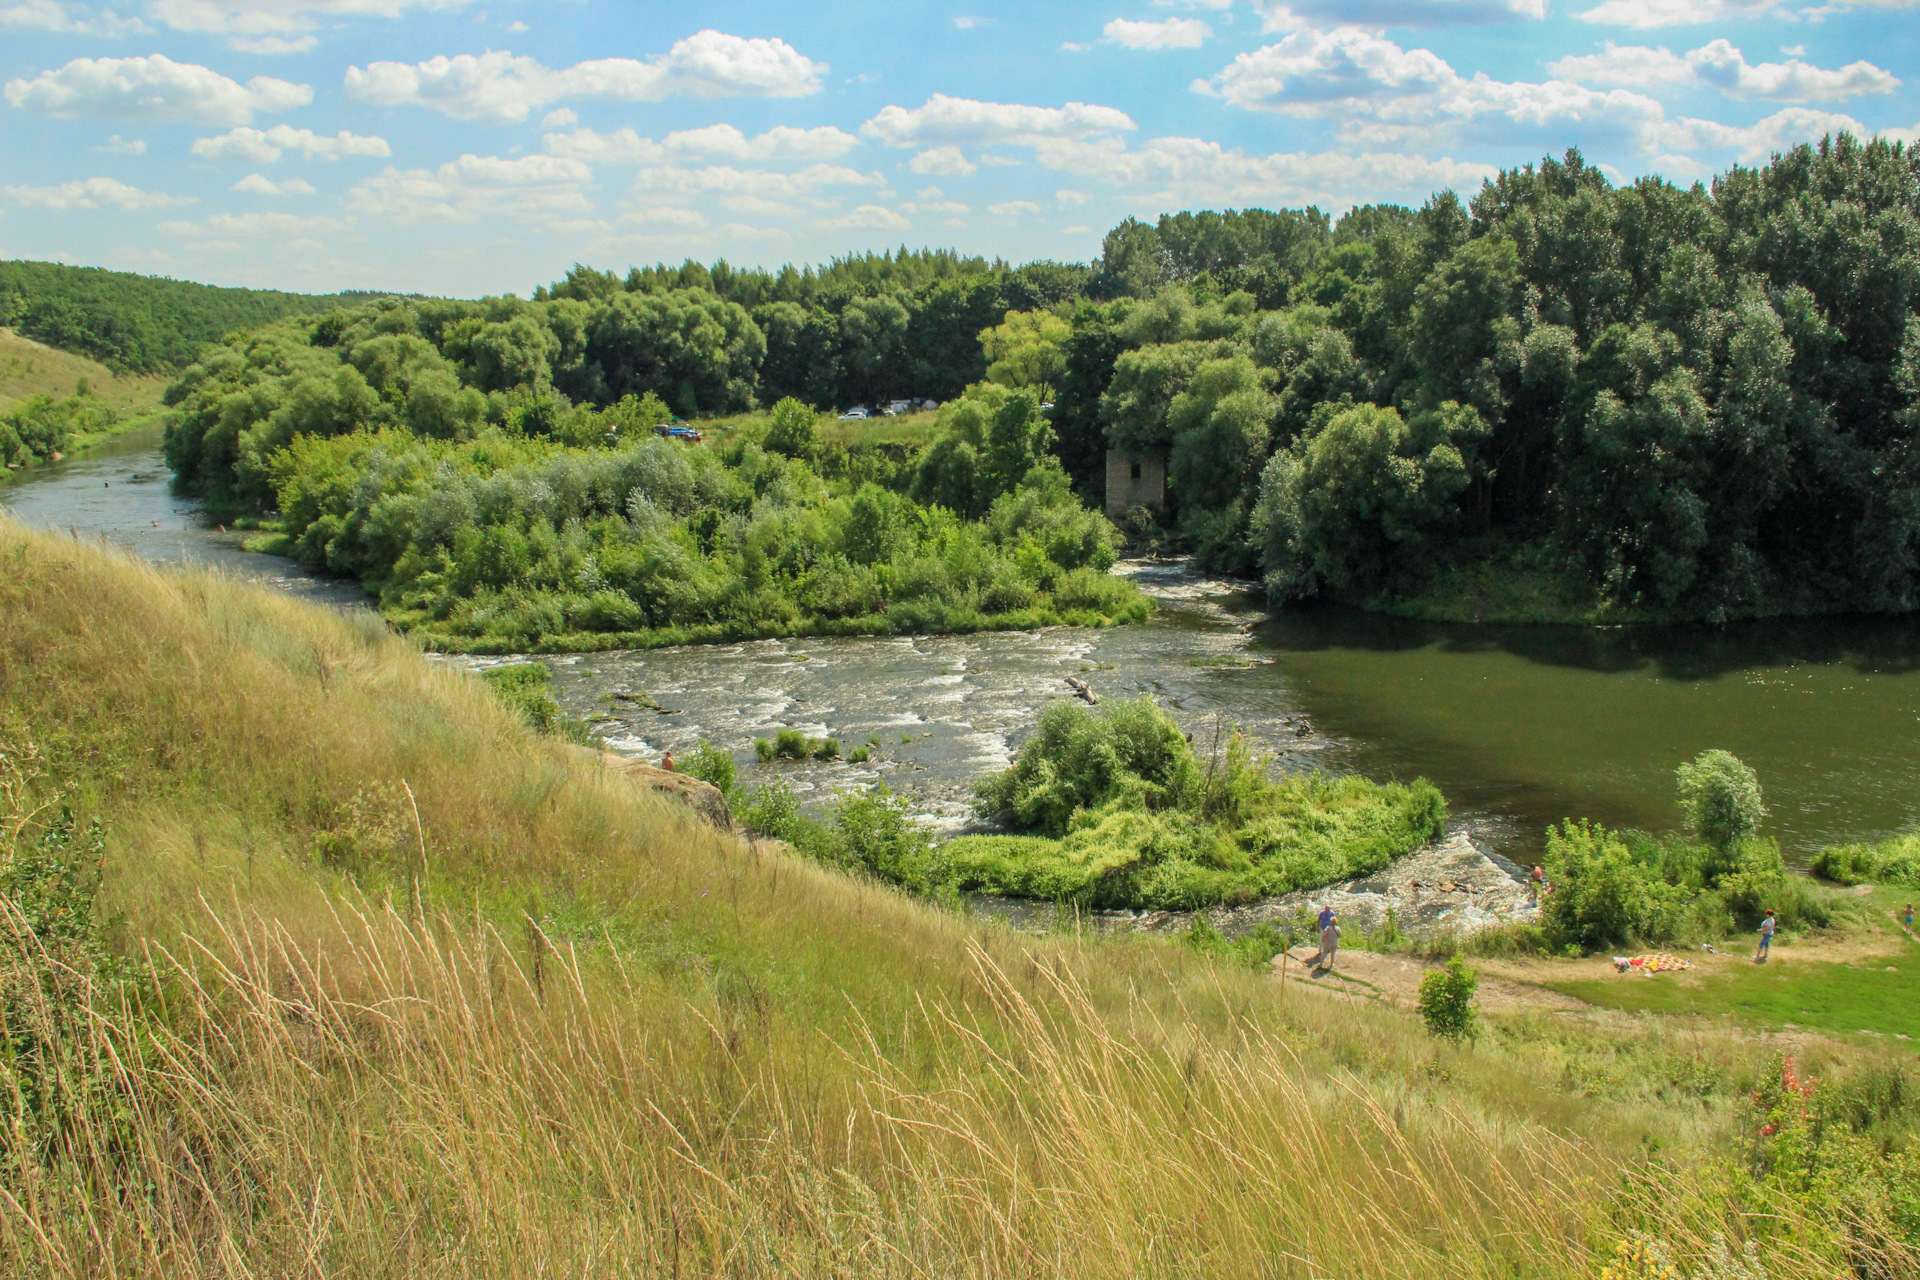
970 830 1539 941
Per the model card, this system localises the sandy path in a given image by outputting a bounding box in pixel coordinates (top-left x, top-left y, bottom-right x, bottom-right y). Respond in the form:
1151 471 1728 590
1272 946 1589 1014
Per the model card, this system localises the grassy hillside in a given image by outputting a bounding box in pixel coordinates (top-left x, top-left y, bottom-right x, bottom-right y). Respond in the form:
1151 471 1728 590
0 327 169 463
0 516 1914 1277
0 259 391 374
0 327 165 414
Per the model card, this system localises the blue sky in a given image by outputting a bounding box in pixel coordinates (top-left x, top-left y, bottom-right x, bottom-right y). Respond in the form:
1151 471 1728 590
2 0 1916 297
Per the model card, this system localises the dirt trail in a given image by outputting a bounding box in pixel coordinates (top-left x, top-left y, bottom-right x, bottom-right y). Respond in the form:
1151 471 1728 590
1273 946 1589 1014
1277 917 1919 1023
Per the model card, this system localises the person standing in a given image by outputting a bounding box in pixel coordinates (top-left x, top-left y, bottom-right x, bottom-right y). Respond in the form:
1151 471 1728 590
1755 908 1776 962
1318 906 1339 970
1530 865 1545 903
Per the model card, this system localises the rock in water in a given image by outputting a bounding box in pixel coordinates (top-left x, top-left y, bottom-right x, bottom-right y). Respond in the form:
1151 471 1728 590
599 752 733 832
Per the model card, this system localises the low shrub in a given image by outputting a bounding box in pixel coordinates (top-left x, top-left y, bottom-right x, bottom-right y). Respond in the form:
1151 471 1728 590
0 738 149 1152
1813 834 1920 888
756 729 841 762
681 741 736 795
479 662 576 738
1541 820 1688 953
1182 918 1289 968
1676 749 1766 855
1744 1053 1920 1270
1417 957 1479 1043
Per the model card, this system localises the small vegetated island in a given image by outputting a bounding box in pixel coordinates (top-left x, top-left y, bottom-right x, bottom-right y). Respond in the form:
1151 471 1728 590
740 697 1446 912
163 308 1146 652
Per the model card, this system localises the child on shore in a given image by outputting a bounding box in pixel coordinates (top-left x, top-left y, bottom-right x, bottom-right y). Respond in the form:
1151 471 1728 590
1755 908 1775 962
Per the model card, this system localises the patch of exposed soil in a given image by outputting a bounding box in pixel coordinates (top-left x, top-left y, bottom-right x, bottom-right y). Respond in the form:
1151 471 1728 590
1273 945 1589 1014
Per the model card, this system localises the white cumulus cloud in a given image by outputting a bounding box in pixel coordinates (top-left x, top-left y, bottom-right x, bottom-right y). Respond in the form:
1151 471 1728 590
192 125 392 164
664 123 860 160
1569 0 1920 28
819 204 911 230
987 200 1043 215
908 145 978 176
346 31 828 124
628 163 882 201
1024 132 1501 209
162 210 348 239
349 153 592 222
1197 26 1689 152
862 94 1137 149
1646 105 1879 161
1252 0 1545 27
1551 39 1899 102
146 0 475 52
543 127 664 165
1103 17 1212 48
543 124 857 167
232 173 316 195
0 1 147 35
5 54 310 125
5 175 193 209
621 206 708 228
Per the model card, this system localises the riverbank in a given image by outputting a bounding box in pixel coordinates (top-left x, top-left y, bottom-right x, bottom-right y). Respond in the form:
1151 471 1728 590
970 829 1538 939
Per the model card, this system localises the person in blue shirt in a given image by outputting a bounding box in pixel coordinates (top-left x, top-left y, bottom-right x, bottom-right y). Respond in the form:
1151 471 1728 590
1316 906 1339 970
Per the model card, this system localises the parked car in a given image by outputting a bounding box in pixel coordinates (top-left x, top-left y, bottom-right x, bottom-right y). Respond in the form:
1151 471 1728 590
839 406 869 420
664 425 702 442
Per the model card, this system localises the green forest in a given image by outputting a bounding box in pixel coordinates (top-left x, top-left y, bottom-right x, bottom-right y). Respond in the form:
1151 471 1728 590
148 133 1920 627
0 260 391 374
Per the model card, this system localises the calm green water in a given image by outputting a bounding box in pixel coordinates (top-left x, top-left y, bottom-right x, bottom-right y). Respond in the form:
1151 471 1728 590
1246 610 1920 861
7 435 1920 864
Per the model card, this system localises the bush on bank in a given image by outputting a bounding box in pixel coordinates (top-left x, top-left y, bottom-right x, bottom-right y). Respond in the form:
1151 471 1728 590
1541 752 1837 953
1813 834 1920 889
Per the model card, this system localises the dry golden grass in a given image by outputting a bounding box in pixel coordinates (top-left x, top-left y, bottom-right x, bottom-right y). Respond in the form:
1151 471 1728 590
0 517 1882 1278
0 327 169 424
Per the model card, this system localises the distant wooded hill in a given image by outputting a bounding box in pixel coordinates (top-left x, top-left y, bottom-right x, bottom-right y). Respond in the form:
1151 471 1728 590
0 260 398 375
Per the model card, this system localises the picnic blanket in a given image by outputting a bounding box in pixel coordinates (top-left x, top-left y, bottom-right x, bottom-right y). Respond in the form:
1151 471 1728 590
1612 953 1695 975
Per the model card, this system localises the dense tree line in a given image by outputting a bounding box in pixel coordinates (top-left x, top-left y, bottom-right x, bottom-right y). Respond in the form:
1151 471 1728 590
1070 134 1920 623
541 248 1092 409
157 132 1920 625
0 260 391 374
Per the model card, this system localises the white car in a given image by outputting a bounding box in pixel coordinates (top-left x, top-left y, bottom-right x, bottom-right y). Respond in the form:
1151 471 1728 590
839 406 868 419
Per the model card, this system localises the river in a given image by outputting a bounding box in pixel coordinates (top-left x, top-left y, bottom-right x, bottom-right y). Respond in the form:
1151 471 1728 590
9 428 1920 865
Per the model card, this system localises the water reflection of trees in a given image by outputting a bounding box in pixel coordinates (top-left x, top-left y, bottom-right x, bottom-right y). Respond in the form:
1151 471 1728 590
1253 603 1920 681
